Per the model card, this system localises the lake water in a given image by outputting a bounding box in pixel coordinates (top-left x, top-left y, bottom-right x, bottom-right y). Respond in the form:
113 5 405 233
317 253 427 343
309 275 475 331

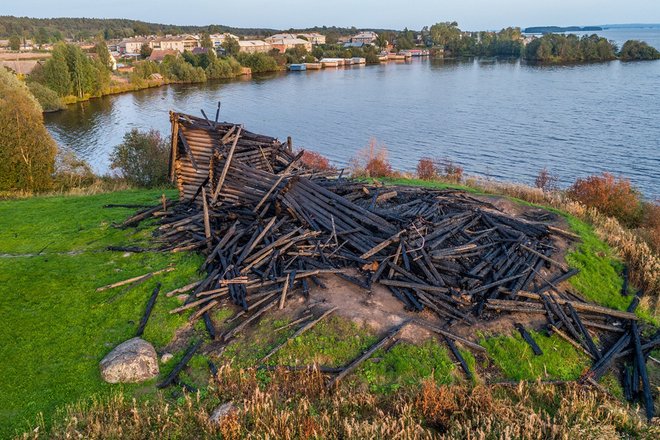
44 30 660 199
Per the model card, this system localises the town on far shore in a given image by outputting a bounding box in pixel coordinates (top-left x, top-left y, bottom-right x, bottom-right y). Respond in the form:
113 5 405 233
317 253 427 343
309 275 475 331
0 29 437 75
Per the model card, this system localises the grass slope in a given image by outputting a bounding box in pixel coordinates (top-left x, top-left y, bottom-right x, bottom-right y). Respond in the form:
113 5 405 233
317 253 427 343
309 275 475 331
0 183 647 437
0 190 203 438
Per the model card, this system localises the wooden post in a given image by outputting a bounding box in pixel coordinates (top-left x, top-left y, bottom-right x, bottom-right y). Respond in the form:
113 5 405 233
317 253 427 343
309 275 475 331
286 136 293 153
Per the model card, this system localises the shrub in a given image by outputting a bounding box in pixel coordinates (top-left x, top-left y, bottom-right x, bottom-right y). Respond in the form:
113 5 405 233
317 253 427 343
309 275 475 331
110 129 170 187
350 138 393 178
440 159 463 183
567 172 643 227
26 81 65 112
236 52 280 73
298 150 333 172
0 67 57 192
416 157 438 180
534 167 559 191
52 150 97 191
205 57 242 79
161 54 207 83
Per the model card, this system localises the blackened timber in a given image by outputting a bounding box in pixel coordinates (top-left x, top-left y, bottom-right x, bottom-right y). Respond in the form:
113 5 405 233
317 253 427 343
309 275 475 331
444 336 473 380
534 268 579 294
514 323 543 355
379 279 449 295
262 306 338 361
136 283 161 337
328 320 409 388
566 303 601 360
157 339 203 388
631 321 654 421
202 311 216 340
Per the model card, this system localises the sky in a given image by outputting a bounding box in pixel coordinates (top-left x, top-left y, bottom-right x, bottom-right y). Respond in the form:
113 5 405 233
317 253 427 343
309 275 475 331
3 0 660 31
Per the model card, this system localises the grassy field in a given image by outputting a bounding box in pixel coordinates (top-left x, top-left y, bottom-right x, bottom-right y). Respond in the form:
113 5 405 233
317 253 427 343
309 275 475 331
0 190 203 438
0 185 654 438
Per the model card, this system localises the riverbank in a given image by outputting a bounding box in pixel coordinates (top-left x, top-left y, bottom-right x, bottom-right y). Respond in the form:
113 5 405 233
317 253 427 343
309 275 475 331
1 181 658 438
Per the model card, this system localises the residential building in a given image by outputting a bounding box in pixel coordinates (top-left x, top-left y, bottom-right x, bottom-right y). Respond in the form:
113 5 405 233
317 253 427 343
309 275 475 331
267 32 325 45
118 37 149 55
210 33 240 48
265 35 312 53
118 34 200 55
298 32 326 45
238 40 272 53
350 31 378 45
150 34 199 52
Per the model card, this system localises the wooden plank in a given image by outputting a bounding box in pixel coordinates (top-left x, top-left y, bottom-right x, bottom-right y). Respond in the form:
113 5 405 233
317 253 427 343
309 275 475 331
96 267 175 292
211 127 242 203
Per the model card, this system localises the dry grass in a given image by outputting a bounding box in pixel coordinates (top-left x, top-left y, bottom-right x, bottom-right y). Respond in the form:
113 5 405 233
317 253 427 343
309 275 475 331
19 365 659 439
641 202 660 253
0 178 136 200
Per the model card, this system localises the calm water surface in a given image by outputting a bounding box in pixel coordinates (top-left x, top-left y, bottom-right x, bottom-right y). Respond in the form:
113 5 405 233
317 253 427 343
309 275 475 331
45 40 660 198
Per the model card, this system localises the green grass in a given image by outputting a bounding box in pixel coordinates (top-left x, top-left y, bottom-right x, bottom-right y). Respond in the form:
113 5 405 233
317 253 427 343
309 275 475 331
481 329 590 381
0 190 203 438
222 314 470 394
358 340 461 393
271 316 379 367
565 218 629 308
2 182 651 437
378 177 476 193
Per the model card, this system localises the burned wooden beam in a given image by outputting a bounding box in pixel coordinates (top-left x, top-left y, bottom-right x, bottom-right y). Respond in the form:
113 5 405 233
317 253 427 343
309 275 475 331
328 320 409 388
514 323 543 356
136 283 161 337
631 321 654 421
157 339 203 389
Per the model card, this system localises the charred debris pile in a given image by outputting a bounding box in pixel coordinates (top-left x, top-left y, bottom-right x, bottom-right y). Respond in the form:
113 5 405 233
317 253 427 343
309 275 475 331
106 110 656 419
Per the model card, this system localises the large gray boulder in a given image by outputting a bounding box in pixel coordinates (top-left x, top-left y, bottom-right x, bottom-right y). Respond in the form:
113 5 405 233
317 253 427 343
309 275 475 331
100 337 159 383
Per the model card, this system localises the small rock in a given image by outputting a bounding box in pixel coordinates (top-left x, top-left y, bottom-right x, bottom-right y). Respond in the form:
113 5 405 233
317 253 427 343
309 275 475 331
100 337 159 383
161 352 173 363
210 402 236 424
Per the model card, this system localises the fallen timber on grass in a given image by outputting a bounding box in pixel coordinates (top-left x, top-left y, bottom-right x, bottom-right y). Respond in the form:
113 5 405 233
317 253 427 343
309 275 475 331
112 110 656 420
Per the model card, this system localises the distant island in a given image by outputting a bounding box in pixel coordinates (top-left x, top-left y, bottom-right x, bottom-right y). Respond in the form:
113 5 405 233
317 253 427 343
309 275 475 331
524 26 603 34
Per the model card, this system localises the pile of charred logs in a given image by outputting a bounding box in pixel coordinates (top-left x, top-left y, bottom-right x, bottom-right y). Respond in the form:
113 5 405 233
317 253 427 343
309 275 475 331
111 110 656 420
